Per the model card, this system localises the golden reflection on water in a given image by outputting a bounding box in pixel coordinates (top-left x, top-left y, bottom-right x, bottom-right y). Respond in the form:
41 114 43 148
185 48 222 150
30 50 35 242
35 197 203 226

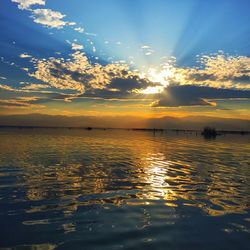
0 129 249 221
141 151 249 216
136 153 177 206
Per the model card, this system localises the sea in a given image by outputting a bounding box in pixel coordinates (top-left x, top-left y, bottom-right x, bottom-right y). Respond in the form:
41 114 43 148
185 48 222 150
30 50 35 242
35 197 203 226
0 128 249 249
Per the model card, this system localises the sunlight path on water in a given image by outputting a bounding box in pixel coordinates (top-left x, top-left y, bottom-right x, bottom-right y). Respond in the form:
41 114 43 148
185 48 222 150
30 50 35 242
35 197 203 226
0 129 249 249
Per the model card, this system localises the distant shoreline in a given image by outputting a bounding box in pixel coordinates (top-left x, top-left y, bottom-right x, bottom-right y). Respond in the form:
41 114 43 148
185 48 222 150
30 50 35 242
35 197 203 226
0 125 249 135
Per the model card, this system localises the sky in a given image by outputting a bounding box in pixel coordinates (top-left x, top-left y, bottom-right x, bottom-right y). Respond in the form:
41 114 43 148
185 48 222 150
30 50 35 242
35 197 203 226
0 0 250 124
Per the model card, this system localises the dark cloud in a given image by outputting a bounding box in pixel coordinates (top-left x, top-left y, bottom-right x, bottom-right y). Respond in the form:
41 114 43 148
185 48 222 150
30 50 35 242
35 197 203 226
188 72 250 84
108 76 150 92
188 73 217 82
152 96 211 107
153 85 250 107
70 76 152 100
232 75 250 84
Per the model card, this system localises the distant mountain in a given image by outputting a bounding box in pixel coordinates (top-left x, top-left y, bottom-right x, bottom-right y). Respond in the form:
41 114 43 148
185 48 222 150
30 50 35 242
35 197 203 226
0 113 249 130
147 116 250 130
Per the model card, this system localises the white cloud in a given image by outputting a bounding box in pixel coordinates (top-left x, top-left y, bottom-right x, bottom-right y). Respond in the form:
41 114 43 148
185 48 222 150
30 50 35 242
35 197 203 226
145 51 153 56
12 0 45 10
141 45 150 49
71 43 83 50
12 1 76 29
141 45 155 56
74 27 84 33
19 53 32 58
31 9 75 29
28 51 141 96
85 32 97 37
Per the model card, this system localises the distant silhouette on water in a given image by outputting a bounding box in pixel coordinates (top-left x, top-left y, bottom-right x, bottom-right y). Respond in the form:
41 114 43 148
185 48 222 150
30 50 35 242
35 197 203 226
202 127 218 138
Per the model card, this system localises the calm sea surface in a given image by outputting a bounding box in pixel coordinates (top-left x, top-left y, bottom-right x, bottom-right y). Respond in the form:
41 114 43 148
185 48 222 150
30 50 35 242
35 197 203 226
0 129 249 249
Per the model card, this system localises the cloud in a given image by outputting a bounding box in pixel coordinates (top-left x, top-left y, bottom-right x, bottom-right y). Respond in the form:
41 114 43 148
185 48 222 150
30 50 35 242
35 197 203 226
145 51 154 56
232 75 250 85
12 0 45 10
108 77 149 92
74 76 152 100
137 53 250 92
141 45 151 49
85 32 97 37
19 53 32 58
31 9 75 29
3 48 250 108
21 83 50 90
141 45 155 56
12 1 76 29
152 85 250 107
0 84 61 110
29 52 88 94
0 84 17 91
17 96 41 101
71 42 84 50
74 27 84 33
152 98 212 107
28 51 145 98
0 98 44 108
175 54 250 89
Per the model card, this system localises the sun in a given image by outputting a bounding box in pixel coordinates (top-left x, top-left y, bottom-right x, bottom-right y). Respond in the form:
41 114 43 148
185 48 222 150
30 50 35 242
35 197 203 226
147 67 174 86
140 85 165 94
138 66 175 94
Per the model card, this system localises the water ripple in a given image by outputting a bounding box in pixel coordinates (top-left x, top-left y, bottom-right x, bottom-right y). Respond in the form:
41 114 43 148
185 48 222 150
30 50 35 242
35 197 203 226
0 129 249 249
